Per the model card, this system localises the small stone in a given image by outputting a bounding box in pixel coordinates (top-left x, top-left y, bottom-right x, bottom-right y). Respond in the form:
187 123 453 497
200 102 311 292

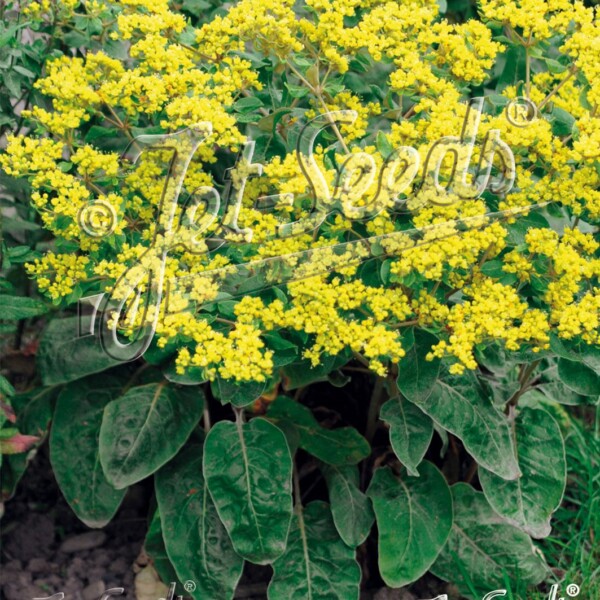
373 589 416 600
28 557 49 573
67 557 87 579
108 557 129 574
90 549 111 567
63 576 83 596
60 531 107 553
3 583 44 600
4 513 54 561
82 580 106 600
34 574 62 587
86 567 105 583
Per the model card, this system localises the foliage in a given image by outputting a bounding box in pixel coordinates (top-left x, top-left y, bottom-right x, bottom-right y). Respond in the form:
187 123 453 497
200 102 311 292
1 0 599 598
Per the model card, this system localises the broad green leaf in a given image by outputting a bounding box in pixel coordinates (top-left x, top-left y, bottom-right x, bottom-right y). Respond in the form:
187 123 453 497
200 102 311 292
282 351 351 390
557 358 600 397
367 463 453 587
479 407 566 538
233 96 264 113
322 464 374 547
396 329 441 404
413 370 520 480
1 454 29 500
268 501 361 600
214 376 265 408
7 245 40 263
38 316 122 385
50 376 127 527
268 396 370 465
0 294 48 320
431 483 548 598
11 386 56 438
262 333 298 368
376 131 394 158
537 365 587 405
380 395 433 476
144 509 182 591
99 383 204 488
579 343 600 373
203 417 293 564
163 361 207 386
285 82 309 98
156 442 244 600
549 106 576 137
551 337 600 379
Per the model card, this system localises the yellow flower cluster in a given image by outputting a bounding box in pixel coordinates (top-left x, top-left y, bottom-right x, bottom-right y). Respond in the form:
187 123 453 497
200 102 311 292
429 279 551 374
25 253 90 301
2 0 599 381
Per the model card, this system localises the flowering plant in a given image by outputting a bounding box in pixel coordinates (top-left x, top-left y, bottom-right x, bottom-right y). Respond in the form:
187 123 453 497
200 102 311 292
0 0 598 598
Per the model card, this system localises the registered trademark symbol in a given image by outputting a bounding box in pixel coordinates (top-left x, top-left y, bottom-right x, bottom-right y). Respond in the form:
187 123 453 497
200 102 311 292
506 96 538 127
184 580 197 593
566 583 580 597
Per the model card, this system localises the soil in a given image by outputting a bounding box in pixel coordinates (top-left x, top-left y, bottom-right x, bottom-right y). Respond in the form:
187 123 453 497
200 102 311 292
0 444 445 600
1 446 145 600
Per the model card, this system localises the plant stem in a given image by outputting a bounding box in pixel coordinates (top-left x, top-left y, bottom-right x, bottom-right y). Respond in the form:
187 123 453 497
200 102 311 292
203 400 212 432
287 60 350 154
538 66 578 111
365 376 385 443
506 359 540 410
525 47 531 99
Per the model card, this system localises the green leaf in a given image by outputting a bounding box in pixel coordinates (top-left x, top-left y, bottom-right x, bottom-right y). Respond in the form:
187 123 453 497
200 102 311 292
0 387 57 499
544 58 568 74
557 358 600 397
479 407 566 538
268 396 370 465
156 442 244 600
268 501 361 600
367 462 453 587
376 131 394 158
144 509 182 591
0 375 15 399
0 294 48 320
214 376 266 408
549 106 576 137
233 96 264 113
282 351 351 390
50 376 127 527
537 366 587 406
431 483 548 597
284 82 309 98
182 0 212 13
38 316 122 385
263 332 298 368
396 330 441 404
7 245 40 263
11 386 56 438
99 383 204 488
203 417 293 564
413 370 520 480
321 464 374 547
380 395 433 476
